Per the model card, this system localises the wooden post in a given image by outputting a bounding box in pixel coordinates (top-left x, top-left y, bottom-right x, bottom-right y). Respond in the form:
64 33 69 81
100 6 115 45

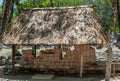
12 45 16 75
32 45 36 57
79 45 83 78
34 45 36 57
57 44 61 49
80 52 83 78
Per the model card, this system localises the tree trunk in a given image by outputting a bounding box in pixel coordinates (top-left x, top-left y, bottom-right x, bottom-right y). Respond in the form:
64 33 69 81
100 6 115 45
0 0 6 42
105 0 117 81
8 1 14 24
33 0 36 7
0 0 14 42
12 45 16 75
117 0 120 32
50 0 54 7
15 0 21 15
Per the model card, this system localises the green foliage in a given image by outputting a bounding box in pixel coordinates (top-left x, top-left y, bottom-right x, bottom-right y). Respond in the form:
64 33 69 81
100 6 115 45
20 0 50 8
20 0 83 8
53 0 83 7
114 18 120 32
98 0 112 7
82 0 120 32
0 5 2 16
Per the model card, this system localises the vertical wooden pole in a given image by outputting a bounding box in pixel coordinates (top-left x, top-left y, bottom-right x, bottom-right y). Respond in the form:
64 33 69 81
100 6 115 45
12 45 16 75
57 44 61 49
79 45 83 78
34 45 36 57
80 51 83 78
32 45 36 57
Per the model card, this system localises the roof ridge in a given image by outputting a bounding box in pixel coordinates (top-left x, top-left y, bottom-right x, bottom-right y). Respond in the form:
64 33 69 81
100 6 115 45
25 5 93 11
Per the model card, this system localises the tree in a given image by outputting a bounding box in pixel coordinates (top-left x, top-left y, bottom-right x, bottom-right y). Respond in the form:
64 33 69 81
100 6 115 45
50 0 54 7
15 0 21 15
117 0 120 32
0 5 2 15
105 0 118 81
0 0 14 42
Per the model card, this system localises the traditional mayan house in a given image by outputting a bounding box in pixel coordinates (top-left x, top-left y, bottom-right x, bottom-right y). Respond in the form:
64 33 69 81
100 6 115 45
2 5 108 76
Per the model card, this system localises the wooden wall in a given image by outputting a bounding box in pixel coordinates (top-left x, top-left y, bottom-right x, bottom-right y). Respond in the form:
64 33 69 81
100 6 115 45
21 44 96 73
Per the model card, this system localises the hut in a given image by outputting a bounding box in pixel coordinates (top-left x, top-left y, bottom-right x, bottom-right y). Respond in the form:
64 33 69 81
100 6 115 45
2 5 108 77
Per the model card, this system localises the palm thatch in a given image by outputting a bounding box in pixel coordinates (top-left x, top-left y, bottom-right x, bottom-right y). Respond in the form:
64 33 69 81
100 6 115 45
2 5 108 45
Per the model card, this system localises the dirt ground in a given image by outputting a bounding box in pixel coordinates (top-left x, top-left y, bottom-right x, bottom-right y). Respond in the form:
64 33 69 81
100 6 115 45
0 74 120 81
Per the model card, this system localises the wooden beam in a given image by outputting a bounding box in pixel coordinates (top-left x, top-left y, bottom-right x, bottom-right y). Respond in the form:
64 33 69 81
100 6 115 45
12 45 16 75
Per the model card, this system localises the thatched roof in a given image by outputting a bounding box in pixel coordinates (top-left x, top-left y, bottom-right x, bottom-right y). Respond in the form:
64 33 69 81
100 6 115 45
2 5 108 45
